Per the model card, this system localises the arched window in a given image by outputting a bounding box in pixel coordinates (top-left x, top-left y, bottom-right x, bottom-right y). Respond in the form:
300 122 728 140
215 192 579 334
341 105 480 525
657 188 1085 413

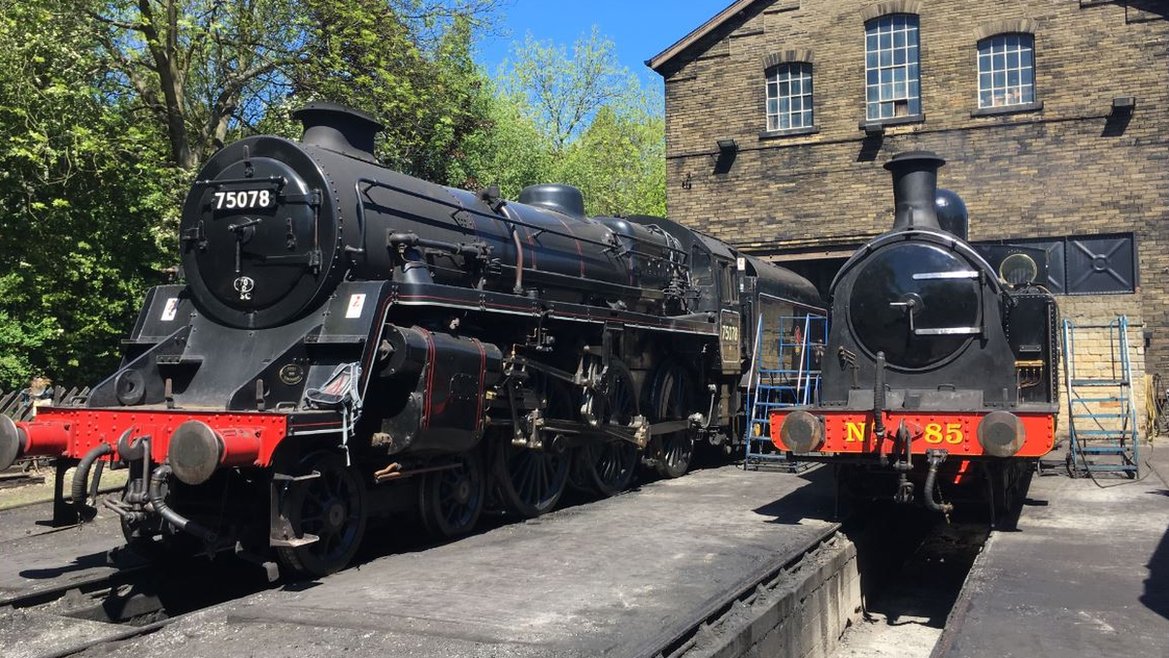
864 14 921 120
766 62 814 131
977 33 1035 108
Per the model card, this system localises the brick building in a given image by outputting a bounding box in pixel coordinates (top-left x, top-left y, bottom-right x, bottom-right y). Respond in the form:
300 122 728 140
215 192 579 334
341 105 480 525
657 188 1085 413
649 0 1168 433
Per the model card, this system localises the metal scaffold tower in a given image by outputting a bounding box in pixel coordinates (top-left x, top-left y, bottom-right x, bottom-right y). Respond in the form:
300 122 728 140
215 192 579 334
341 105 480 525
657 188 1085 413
744 312 827 469
1062 316 1141 478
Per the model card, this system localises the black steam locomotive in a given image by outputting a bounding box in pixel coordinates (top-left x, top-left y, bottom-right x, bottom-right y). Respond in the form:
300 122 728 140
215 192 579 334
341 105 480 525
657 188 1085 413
769 151 1059 521
0 103 822 576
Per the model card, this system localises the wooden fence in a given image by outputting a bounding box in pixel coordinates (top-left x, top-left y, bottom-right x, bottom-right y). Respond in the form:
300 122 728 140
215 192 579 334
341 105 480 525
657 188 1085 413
0 386 88 422
1 386 88 473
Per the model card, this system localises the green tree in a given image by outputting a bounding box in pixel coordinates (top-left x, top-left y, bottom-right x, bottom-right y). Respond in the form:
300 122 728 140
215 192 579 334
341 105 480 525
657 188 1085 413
557 106 667 217
90 0 303 170
488 28 667 217
290 2 494 182
502 27 643 151
446 83 555 198
87 1 497 174
0 0 173 389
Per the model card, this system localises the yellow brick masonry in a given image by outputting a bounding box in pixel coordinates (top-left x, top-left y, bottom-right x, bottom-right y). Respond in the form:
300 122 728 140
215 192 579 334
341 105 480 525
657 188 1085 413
1058 295 1149 441
658 0 1169 394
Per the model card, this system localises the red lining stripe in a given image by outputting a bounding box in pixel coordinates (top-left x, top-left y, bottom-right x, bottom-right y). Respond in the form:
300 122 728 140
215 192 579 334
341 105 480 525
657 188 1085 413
551 215 585 278
418 327 436 429
524 225 538 270
472 338 486 434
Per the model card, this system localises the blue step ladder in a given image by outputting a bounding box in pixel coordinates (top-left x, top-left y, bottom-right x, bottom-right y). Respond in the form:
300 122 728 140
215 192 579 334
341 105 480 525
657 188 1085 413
744 313 827 470
1062 316 1140 478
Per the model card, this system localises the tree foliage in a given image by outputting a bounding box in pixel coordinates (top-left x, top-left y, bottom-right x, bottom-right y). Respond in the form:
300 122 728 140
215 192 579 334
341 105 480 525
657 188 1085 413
446 84 553 198
502 27 643 151
89 0 500 177
557 106 667 218
0 2 666 389
481 29 666 217
289 1 493 182
91 0 302 170
0 0 174 388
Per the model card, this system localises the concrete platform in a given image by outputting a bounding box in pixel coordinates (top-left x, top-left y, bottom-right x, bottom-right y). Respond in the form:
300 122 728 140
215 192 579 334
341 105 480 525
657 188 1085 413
934 448 1169 658
66 465 857 658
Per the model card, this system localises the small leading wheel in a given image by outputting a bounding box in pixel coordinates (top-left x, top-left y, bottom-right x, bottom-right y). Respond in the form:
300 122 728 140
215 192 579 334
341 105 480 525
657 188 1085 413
648 361 696 479
575 358 640 497
420 449 485 538
276 451 367 577
494 373 573 518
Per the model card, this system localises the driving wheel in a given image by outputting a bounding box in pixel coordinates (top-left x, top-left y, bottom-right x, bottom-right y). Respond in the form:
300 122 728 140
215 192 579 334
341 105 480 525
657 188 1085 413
574 358 640 497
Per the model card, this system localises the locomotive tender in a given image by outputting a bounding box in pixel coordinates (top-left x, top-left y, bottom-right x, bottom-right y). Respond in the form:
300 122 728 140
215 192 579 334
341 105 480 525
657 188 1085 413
0 103 822 576
769 151 1059 519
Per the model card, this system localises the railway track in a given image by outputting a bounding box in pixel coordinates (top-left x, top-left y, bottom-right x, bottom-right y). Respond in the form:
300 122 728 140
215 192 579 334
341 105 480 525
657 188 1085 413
1 551 273 658
0 564 150 609
0 472 46 490
1 561 174 658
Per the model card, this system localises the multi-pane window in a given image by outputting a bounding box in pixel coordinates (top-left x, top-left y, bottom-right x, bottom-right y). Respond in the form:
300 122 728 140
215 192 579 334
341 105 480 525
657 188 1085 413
977 34 1035 108
766 63 814 131
864 14 921 121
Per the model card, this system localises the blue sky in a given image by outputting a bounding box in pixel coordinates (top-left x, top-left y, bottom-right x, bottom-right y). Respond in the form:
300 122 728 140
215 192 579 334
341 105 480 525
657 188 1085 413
474 0 730 89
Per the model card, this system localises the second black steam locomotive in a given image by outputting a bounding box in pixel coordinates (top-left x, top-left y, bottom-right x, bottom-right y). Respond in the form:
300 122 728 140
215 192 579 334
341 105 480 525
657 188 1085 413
0 103 823 576
769 151 1059 522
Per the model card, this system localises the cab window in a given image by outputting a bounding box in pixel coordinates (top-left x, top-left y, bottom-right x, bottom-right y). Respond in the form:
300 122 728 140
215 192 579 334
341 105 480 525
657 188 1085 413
691 246 715 310
719 260 738 304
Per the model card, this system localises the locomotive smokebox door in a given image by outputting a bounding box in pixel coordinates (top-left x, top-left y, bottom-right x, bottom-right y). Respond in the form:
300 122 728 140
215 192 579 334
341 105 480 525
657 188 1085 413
181 137 344 330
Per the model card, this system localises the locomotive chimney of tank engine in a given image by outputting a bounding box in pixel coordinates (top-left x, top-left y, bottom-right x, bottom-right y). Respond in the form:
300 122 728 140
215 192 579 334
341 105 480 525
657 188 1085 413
293 102 384 162
885 150 945 232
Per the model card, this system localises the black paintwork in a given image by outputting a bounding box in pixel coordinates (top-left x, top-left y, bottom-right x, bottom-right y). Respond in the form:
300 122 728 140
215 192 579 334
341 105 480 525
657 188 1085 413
819 151 1059 413
92 105 826 457
847 240 982 370
180 131 685 331
77 105 825 564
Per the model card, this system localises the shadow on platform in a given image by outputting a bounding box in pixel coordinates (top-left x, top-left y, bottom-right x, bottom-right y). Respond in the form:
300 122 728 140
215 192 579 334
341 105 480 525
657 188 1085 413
19 550 110 579
1141 509 1169 621
751 466 836 524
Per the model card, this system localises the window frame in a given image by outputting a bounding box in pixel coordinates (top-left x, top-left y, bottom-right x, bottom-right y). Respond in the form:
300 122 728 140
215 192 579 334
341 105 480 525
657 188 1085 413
976 32 1038 112
764 61 815 134
864 13 923 123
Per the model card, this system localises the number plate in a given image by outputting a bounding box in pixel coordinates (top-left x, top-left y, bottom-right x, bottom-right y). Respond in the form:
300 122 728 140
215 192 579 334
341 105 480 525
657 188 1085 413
211 188 275 211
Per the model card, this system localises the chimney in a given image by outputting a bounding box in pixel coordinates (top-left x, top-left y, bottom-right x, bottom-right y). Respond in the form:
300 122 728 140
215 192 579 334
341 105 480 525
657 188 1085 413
292 102 384 162
884 151 945 231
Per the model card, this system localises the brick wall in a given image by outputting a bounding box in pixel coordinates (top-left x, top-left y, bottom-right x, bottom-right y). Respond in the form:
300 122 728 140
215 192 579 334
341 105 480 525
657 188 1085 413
657 0 1169 393
1057 294 1148 440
